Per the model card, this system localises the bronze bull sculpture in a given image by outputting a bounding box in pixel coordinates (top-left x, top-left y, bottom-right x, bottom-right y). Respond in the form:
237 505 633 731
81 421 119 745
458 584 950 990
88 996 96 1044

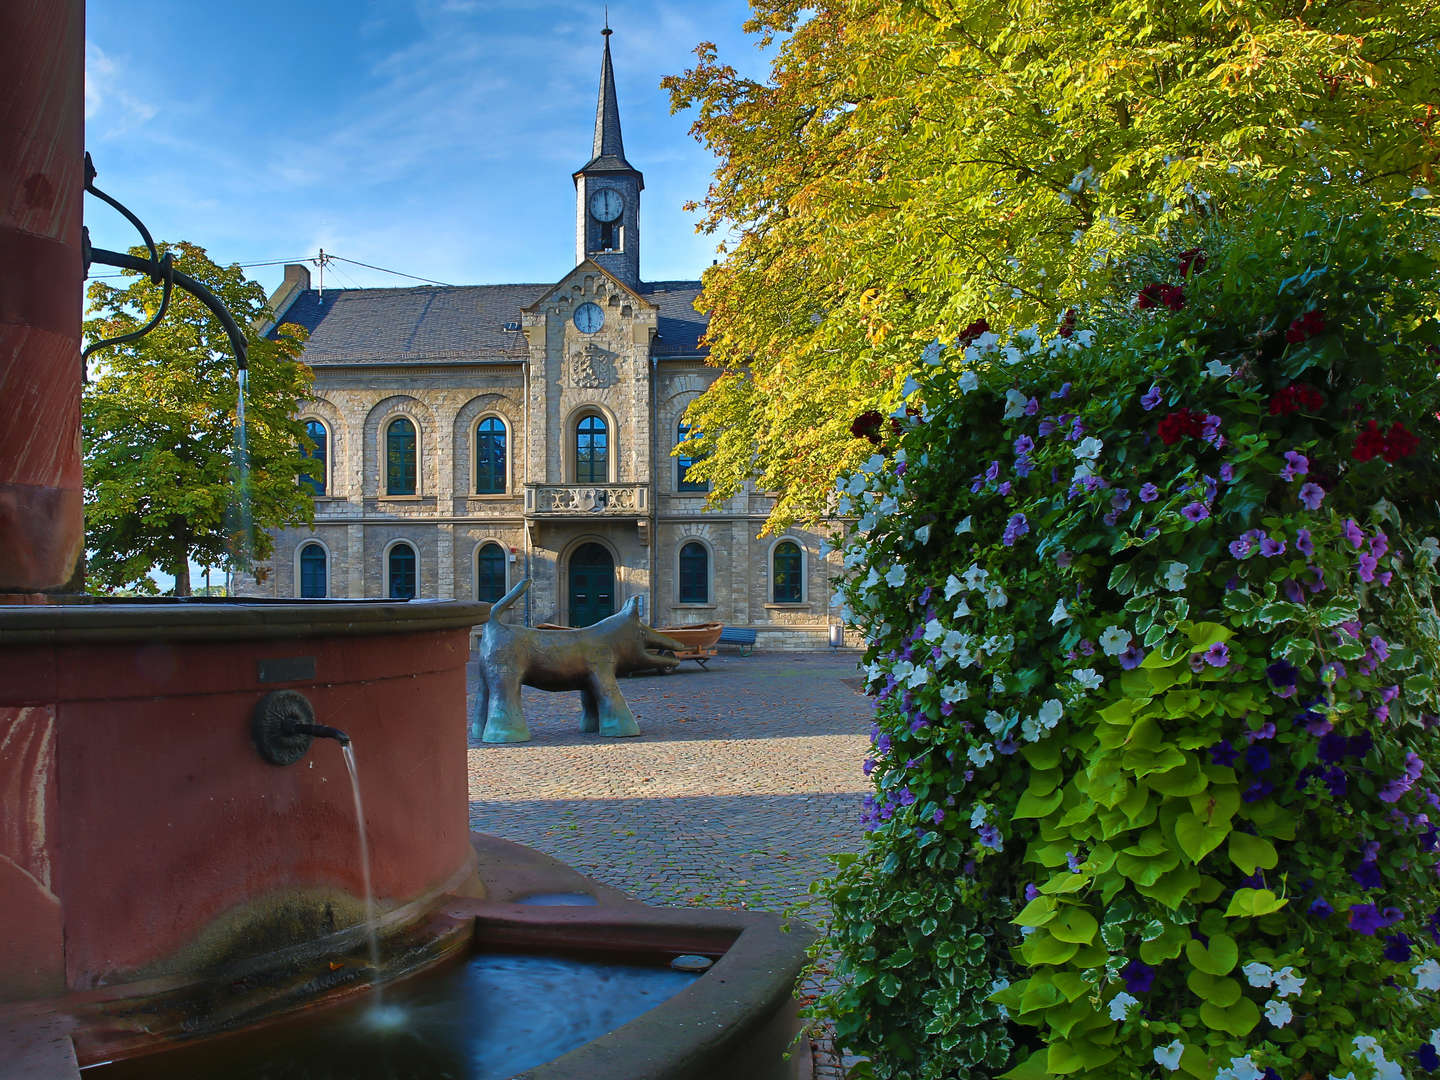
471 578 686 743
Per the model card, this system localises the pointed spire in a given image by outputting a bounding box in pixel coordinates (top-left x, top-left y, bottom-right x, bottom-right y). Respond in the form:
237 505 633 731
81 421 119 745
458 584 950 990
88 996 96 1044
587 24 632 171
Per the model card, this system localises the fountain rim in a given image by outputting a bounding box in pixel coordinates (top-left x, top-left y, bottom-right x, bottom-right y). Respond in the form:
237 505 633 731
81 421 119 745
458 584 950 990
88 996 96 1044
0 597 491 643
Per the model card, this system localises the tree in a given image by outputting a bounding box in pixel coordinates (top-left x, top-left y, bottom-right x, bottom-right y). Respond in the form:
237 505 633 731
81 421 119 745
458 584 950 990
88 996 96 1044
83 242 315 596
664 0 1440 529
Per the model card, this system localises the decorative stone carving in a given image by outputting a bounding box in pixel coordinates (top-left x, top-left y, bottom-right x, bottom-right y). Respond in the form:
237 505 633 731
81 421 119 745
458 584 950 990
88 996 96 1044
566 343 618 388
472 579 686 743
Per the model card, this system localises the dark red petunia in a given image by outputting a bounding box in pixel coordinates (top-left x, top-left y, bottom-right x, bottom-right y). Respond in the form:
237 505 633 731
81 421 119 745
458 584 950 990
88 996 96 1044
957 318 991 345
1353 420 1386 462
1057 308 1077 339
1268 382 1326 416
1136 283 1185 311
1178 248 1208 278
850 410 884 444
1286 309 1326 344
1382 421 1419 462
1158 408 1206 446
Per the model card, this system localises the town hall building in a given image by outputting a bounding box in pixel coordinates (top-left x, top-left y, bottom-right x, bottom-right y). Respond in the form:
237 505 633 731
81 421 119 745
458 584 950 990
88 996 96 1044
238 29 842 647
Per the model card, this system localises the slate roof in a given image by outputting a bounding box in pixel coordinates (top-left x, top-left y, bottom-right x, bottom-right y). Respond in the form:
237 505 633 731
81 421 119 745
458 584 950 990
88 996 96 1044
274 280 709 365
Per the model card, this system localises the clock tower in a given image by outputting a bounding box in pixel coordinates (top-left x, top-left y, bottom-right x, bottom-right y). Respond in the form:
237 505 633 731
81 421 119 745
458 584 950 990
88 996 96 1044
574 26 643 288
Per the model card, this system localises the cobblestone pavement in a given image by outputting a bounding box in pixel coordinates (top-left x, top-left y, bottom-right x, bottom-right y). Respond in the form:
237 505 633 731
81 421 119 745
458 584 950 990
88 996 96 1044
465 649 871 925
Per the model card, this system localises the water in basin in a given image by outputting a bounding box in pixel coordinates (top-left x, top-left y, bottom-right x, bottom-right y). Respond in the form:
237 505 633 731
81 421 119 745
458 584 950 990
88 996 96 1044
86 952 701 1079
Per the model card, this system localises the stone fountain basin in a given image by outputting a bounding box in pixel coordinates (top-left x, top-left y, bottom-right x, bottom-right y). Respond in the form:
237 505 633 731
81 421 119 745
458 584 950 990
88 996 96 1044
70 833 815 1080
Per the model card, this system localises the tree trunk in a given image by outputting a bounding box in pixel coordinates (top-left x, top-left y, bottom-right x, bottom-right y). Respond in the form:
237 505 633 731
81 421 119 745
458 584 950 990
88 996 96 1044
171 518 191 596
174 558 191 597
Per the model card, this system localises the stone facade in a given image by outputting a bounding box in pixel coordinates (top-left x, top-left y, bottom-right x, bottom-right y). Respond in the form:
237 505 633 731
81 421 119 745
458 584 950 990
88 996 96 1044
237 32 844 649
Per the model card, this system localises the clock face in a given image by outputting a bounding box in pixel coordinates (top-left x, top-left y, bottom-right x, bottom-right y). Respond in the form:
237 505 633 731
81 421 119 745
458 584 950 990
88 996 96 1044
573 302 604 334
588 188 623 223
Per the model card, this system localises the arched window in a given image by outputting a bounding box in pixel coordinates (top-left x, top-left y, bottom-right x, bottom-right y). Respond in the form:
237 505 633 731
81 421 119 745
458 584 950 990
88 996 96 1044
676 421 708 492
678 541 709 604
474 417 506 494
772 540 803 603
576 414 608 484
388 542 417 600
475 542 507 602
385 417 417 495
298 542 327 598
300 419 327 496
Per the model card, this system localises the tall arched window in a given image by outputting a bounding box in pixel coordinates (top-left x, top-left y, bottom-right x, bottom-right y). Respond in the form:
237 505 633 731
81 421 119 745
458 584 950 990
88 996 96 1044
676 421 708 492
474 417 506 494
678 541 709 604
298 542 327 598
385 417 417 495
576 414 608 484
388 542 417 600
300 419 327 496
475 542 507 602
772 541 803 603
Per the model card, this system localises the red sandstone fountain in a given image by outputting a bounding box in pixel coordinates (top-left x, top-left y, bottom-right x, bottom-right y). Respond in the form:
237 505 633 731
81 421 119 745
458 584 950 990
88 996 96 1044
0 5 811 1076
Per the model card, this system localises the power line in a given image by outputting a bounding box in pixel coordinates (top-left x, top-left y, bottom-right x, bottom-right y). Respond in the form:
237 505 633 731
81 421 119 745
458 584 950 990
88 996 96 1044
89 252 455 288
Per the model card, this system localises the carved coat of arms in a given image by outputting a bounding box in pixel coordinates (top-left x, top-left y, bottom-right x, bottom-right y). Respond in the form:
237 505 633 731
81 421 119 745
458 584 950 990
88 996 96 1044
567 343 617 389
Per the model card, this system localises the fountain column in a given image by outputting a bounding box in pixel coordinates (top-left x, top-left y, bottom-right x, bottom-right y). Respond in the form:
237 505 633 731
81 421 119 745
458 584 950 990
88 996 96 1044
0 0 86 595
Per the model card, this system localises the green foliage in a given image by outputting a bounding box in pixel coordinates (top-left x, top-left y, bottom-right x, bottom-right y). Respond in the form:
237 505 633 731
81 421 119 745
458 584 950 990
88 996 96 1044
665 0 1440 529
812 199 1440 1079
83 242 314 595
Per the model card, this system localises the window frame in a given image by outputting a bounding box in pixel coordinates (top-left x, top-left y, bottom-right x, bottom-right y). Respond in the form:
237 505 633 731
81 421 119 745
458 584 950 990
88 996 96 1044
385 540 419 600
676 540 711 605
473 415 508 495
770 539 804 604
299 418 329 497
474 540 508 602
574 412 610 485
675 420 708 493
384 416 419 496
296 540 328 599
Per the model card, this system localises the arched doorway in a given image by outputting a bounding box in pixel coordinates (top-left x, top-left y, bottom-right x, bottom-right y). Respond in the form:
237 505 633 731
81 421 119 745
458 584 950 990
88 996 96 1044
568 542 615 627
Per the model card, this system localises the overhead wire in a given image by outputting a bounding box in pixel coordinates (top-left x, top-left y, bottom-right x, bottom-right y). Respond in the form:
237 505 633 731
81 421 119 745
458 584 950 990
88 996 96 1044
88 252 456 287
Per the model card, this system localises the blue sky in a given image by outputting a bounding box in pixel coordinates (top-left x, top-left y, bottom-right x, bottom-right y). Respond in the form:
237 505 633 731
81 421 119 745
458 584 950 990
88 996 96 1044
85 0 771 298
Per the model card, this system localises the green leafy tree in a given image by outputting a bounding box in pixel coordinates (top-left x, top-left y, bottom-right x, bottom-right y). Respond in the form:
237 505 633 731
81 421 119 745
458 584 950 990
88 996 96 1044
664 0 1440 528
83 241 314 595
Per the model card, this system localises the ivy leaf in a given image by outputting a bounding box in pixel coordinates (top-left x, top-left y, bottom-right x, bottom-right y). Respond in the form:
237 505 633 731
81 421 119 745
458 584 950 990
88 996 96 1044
1184 932 1238 975
1224 888 1288 917
1175 811 1229 863
1199 995 1261 1037
1228 832 1278 875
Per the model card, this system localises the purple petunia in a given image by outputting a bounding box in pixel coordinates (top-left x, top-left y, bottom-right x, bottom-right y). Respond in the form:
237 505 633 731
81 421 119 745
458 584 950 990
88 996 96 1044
1229 537 1253 559
1280 450 1309 482
1119 644 1146 670
1121 959 1156 994
1352 859 1383 890
1344 519 1365 548
1024 883 1040 901
1112 489 1132 512
1245 743 1271 773
1038 418 1057 437
1298 482 1326 510
1358 552 1380 582
1220 462 1236 483
1052 382 1072 399
1383 933 1413 962
1309 897 1334 919
1182 502 1210 522
1002 513 1029 546
978 823 1002 850
1140 384 1164 410
985 459 1001 482
1349 903 1404 936
1139 482 1160 503
1014 434 1035 456
1266 660 1299 688
1210 740 1239 767
1024 397 1040 416
1296 528 1314 557
1202 414 1223 446
1260 536 1287 558
1203 642 1230 668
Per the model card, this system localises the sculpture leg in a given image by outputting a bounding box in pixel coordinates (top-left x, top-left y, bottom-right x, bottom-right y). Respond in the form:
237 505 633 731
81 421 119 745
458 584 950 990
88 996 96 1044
589 671 640 738
470 673 489 741
481 672 531 743
580 687 601 733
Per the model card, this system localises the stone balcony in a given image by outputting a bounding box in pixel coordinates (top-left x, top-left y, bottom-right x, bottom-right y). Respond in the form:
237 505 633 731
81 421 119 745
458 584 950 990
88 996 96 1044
523 483 651 543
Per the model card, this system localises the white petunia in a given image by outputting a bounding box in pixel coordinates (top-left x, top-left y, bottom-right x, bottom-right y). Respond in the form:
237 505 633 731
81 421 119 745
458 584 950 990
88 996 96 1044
1153 1040 1184 1071
941 629 971 657
953 599 971 620
954 516 973 535
1072 668 1103 691
1050 599 1071 625
914 524 931 545
983 710 1007 734
1204 359 1234 379
906 666 930 688
970 803 988 827
1001 346 1023 366
1003 388 1028 420
884 564 907 588
1108 991 1139 1021
1271 967 1304 998
861 568 881 592
1418 536 1440 564
1162 561 1188 592
922 340 942 366
940 682 969 703
957 370 979 393
1099 625 1132 656
1215 1057 1262 1080
1037 699 1063 729
924 618 946 643
1414 958 1440 991
1264 998 1293 1027
962 564 989 590
1242 961 1274 988
1020 716 1044 742
944 573 965 600
901 374 921 399
967 743 994 767
862 453 886 474
991 675 1007 694
891 660 915 684
983 583 1008 609
1073 436 1103 460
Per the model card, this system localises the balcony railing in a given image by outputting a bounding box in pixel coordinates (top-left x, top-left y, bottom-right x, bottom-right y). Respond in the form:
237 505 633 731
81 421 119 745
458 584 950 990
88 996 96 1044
524 483 649 517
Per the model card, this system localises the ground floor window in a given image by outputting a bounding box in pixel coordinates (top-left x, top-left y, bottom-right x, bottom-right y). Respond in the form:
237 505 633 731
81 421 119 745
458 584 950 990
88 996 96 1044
678 541 709 604
476 542 507 602
772 540 802 603
299 542 327 598
388 542 417 599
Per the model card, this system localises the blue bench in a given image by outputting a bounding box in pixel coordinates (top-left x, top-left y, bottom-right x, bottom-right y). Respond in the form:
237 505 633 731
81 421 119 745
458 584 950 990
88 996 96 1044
717 626 757 656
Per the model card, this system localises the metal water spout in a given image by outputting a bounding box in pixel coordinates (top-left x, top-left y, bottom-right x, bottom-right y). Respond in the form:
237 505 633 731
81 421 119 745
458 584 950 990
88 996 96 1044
252 689 350 765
